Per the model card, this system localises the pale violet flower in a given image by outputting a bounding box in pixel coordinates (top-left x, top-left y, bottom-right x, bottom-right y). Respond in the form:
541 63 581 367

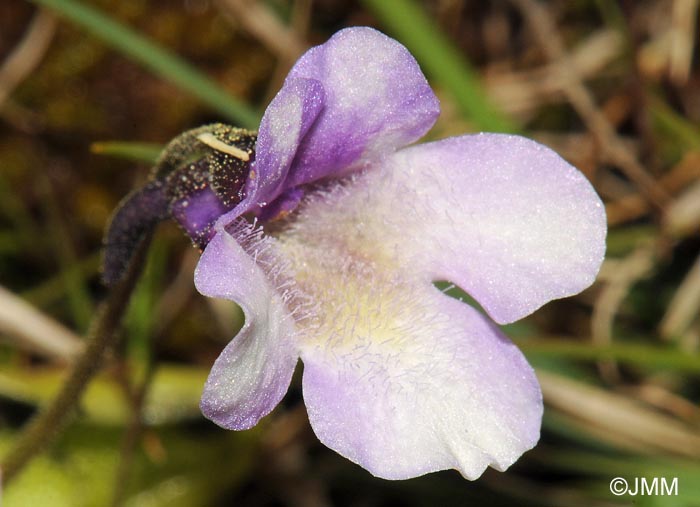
105 26 606 480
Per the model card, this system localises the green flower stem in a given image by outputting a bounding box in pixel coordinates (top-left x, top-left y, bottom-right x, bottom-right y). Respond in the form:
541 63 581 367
0 237 151 484
27 0 260 128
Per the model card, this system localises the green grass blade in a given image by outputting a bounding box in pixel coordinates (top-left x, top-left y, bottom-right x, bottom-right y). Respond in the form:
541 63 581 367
91 141 163 164
361 0 517 132
520 339 700 373
29 0 260 128
650 94 700 151
39 175 94 331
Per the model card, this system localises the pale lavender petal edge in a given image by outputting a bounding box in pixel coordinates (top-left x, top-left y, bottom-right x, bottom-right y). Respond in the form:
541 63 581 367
195 225 298 429
386 134 607 324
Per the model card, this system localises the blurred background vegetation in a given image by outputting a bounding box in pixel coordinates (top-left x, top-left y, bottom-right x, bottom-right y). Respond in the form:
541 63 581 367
1 0 699 505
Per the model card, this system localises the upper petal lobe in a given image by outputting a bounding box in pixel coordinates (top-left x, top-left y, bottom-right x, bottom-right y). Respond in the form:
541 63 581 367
283 27 440 186
216 78 325 227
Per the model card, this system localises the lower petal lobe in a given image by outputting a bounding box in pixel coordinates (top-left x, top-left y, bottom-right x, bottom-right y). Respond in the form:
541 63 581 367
195 224 299 429
291 252 541 480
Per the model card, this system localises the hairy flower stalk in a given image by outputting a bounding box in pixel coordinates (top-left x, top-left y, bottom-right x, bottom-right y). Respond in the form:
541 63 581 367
104 27 606 480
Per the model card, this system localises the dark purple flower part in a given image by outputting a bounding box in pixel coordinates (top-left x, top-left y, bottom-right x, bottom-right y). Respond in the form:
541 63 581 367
112 27 607 480
103 125 255 284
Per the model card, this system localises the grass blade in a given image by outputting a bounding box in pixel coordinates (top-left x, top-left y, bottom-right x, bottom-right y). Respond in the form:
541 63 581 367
91 141 163 165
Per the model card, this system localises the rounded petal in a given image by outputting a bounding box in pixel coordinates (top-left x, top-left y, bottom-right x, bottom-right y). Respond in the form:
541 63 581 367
284 26 440 186
390 134 607 323
298 278 542 480
295 134 606 324
195 224 299 429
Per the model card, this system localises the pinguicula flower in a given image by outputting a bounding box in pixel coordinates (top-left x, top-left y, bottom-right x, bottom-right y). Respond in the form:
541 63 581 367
104 27 606 480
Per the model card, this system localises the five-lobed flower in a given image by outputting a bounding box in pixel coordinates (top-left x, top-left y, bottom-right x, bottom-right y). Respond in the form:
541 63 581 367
104 26 607 480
